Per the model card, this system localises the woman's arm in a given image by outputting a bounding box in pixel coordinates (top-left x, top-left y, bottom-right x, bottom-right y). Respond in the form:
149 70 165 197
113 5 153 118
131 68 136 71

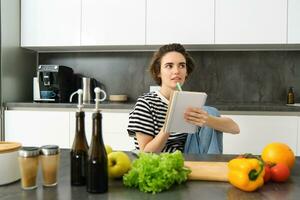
184 107 240 134
136 128 170 153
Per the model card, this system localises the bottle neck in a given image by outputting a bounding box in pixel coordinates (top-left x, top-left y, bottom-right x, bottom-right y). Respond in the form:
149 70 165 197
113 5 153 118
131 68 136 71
92 112 103 140
75 112 85 137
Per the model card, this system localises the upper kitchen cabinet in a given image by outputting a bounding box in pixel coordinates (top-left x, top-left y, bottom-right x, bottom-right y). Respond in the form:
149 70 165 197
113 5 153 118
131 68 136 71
21 0 81 47
288 0 300 43
146 0 214 45
215 0 287 44
81 0 146 45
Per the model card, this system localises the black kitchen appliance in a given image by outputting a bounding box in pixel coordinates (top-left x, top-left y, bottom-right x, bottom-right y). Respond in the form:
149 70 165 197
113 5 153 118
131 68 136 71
36 65 75 103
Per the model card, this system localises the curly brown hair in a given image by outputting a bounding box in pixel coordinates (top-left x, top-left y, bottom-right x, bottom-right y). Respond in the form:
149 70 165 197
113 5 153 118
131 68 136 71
149 43 195 85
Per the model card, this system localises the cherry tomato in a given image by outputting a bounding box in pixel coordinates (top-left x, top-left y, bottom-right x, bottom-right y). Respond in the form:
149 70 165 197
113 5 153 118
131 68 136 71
263 165 272 183
271 163 290 182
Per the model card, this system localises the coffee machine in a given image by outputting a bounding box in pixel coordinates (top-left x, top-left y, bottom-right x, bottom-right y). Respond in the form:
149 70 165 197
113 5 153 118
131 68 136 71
35 65 74 103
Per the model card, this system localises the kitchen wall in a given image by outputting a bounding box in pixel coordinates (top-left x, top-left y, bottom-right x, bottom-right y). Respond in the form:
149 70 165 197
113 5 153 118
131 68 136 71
1 0 36 103
39 51 300 104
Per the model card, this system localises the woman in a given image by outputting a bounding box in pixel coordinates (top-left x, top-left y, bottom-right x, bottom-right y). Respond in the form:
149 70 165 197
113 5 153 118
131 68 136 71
127 43 240 153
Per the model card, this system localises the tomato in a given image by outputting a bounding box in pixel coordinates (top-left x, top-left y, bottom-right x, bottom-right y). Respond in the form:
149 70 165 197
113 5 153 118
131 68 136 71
270 163 290 182
261 142 295 169
263 165 271 183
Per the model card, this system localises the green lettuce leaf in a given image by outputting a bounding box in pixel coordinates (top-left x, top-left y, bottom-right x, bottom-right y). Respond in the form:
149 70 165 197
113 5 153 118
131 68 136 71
123 150 191 194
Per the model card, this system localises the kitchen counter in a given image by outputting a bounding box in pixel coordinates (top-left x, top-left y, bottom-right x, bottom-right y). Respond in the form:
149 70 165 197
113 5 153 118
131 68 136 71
1 150 300 200
3 102 135 112
4 102 300 112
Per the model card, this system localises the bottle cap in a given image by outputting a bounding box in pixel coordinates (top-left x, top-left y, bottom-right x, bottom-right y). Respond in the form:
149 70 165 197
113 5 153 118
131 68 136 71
70 89 84 111
19 147 40 157
40 145 60 156
94 87 101 111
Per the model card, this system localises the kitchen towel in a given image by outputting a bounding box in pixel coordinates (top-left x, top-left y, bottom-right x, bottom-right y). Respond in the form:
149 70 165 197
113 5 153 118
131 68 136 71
184 106 223 154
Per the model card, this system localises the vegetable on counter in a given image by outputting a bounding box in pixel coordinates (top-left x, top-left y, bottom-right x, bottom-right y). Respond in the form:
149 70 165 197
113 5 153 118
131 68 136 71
228 156 265 192
270 163 290 182
263 164 272 183
123 150 191 194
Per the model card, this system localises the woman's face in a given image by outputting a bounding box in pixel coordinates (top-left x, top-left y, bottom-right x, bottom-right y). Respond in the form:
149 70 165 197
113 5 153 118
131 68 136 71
159 51 187 89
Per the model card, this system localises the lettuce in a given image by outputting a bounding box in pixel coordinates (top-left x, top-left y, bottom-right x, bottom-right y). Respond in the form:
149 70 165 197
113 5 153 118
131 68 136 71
123 150 191 194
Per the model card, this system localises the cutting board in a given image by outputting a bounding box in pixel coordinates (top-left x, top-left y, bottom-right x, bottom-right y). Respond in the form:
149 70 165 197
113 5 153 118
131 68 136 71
0 142 21 154
184 161 229 182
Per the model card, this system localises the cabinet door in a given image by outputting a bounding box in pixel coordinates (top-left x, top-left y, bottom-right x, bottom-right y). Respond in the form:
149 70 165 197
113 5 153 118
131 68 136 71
215 0 287 44
21 0 81 46
81 0 146 45
146 0 214 45
297 117 300 156
222 115 298 155
70 112 134 151
5 111 70 148
288 0 300 43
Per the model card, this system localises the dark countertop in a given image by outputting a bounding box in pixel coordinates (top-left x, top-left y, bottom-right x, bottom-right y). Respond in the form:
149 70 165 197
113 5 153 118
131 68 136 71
3 102 135 110
1 150 300 200
4 102 300 112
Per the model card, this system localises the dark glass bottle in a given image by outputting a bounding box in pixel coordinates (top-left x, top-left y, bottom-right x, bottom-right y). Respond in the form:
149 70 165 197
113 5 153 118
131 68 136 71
86 112 108 193
70 111 89 186
287 87 295 104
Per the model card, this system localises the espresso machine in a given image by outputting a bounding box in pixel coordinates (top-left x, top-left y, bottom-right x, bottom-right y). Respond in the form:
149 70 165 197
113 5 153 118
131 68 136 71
34 65 75 103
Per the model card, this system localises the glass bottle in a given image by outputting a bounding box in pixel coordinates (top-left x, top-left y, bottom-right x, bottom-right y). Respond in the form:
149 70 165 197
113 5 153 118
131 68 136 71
86 88 108 193
287 87 295 104
71 111 89 186
70 89 89 186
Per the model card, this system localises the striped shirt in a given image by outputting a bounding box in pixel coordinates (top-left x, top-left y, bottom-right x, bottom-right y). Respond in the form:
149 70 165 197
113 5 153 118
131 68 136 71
127 91 188 152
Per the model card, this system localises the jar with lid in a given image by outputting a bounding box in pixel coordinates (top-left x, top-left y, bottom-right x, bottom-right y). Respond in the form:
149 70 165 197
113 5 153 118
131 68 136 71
40 145 60 187
18 147 40 190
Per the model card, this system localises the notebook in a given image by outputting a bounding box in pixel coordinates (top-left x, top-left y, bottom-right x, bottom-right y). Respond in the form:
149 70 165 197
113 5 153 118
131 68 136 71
164 91 207 133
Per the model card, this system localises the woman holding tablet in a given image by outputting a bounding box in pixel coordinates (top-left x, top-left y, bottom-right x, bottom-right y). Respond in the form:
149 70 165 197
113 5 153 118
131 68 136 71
127 43 240 153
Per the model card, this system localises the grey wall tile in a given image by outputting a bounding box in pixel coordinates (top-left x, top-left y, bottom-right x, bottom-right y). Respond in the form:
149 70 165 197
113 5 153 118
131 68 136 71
39 51 300 104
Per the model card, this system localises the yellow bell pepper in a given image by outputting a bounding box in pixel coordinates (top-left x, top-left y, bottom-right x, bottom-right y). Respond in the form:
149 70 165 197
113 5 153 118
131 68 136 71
228 157 265 192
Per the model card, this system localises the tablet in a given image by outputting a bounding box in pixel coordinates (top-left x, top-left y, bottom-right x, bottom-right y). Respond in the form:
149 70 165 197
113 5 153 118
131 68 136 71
164 91 207 133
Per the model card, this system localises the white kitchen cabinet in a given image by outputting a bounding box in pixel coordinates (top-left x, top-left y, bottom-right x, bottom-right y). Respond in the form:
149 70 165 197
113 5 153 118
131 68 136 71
69 111 134 151
215 0 287 44
21 0 81 47
297 117 300 156
5 110 70 148
81 0 146 45
146 0 214 45
288 0 300 43
222 115 298 155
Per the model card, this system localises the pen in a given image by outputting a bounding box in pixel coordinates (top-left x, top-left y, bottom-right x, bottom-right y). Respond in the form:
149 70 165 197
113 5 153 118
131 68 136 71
176 82 182 91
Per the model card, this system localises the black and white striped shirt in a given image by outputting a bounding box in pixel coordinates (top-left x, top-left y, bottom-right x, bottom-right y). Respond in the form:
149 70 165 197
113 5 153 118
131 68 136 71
127 91 188 152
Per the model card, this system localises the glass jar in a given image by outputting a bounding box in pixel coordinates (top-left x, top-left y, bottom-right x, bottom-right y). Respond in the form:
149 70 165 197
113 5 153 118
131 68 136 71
18 147 40 190
40 145 60 187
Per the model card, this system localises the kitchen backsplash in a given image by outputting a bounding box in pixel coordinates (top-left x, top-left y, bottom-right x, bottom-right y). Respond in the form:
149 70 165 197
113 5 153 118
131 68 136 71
39 51 300 104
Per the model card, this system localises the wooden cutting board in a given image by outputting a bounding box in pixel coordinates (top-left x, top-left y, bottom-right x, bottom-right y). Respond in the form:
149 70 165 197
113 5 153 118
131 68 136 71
184 161 229 182
0 142 22 154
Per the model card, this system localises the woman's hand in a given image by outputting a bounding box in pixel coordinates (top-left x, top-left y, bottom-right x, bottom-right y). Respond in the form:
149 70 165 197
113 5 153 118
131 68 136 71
184 107 240 134
184 107 208 126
